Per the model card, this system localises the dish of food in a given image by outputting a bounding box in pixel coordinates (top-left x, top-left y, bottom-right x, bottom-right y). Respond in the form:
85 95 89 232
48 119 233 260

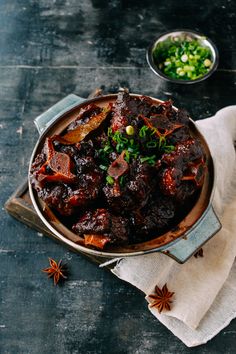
152 35 213 81
146 30 219 84
30 91 207 251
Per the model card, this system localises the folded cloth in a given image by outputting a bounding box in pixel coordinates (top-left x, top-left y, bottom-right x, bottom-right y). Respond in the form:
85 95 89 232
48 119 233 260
111 106 236 347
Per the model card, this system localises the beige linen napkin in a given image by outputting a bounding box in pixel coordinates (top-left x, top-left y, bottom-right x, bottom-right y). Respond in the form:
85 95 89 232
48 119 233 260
111 106 236 347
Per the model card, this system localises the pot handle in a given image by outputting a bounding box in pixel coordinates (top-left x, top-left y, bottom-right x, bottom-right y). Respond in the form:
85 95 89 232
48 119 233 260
162 205 221 263
34 94 86 134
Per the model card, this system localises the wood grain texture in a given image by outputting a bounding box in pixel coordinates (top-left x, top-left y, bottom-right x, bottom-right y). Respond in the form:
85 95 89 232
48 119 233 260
1 1 236 353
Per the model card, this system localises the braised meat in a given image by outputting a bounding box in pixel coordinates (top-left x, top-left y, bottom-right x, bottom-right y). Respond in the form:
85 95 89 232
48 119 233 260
73 208 129 247
30 92 206 249
103 160 155 213
130 197 176 239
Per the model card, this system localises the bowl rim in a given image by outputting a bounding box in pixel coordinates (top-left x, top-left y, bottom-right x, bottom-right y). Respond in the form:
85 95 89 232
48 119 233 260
28 93 215 258
146 29 219 84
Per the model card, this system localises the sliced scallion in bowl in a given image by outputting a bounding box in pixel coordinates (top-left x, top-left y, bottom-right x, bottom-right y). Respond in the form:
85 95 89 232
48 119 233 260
147 30 219 84
152 36 213 81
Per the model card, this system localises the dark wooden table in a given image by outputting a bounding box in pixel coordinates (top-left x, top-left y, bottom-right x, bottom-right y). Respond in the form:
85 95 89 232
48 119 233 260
1 1 236 353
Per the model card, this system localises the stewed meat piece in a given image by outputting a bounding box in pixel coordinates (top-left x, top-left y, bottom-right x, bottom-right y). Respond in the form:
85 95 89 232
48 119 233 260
73 208 130 244
161 138 204 168
31 148 103 215
111 90 154 132
103 160 156 212
38 184 75 216
159 167 183 196
130 197 175 238
37 164 103 216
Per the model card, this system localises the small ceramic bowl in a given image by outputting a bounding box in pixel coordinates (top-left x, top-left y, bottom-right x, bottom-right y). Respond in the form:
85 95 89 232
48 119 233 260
146 30 219 84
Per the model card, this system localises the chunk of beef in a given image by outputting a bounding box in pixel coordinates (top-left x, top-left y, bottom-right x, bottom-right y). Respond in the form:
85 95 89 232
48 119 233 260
175 182 197 204
103 182 134 212
111 91 153 131
130 95 154 116
149 114 174 132
73 209 110 234
131 197 175 237
166 126 190 145
174 108 190 125
38 167 103 215
150 100 175 119
73 208 129 244
77 140 96 157
110 91 130 131
38 184 75 216
159 161 204 200
103 161 155 212
161 138 204 170
159 167 183 196
30 153 47 191
68 167 103 208
74 155 97 175
31 152 46 172
54 139 96 159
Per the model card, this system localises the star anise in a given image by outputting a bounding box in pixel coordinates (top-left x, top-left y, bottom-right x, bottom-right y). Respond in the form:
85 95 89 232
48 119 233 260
148 283 174 313
194 248 204 258
42 258 67 285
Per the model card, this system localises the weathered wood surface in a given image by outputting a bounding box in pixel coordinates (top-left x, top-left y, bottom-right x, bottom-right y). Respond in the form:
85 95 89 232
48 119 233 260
1 1 236 353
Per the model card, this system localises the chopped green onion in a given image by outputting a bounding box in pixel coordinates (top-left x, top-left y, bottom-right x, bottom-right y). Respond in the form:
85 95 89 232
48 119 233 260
120 136 128 143
107 127 113 137
99 164 108 171
124 150 130 163
116 143 124 153
104 124 175 167
106 175 114 185
130 139 135 146
103 144 112 153
146 141 157 148
140 155 156 165
152 36 213 81
158 136 166 148
164 145 175 153
139 125 149 138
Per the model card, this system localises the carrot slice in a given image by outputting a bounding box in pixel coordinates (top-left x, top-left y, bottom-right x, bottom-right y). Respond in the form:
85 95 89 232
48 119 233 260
84 234 111 249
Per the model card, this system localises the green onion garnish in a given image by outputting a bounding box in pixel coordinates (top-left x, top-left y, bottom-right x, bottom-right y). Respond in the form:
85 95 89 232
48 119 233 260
139 125 149 138
153 36 213 81
99 164 108 171
106 175 114 185
146 141 158 148
140 155 156 165
164 145 175 153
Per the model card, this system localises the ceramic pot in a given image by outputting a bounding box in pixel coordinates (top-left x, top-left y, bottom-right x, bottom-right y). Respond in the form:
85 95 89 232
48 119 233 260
28 93 221 263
